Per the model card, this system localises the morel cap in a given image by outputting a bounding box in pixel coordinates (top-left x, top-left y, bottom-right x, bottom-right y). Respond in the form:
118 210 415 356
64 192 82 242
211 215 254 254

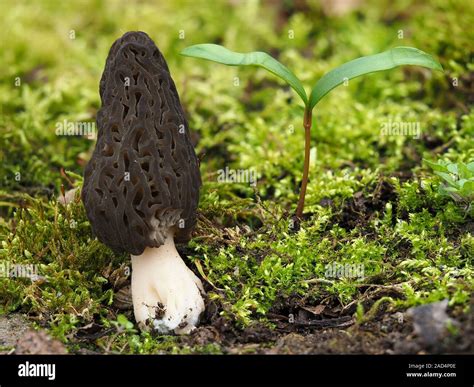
82 31 201 255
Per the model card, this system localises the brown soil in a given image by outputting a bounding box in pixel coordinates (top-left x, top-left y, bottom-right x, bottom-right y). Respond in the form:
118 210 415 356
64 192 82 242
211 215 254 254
0 314 67 354
2 293 471 354
15 329 67 355
0 314 30 353
180 296 473 354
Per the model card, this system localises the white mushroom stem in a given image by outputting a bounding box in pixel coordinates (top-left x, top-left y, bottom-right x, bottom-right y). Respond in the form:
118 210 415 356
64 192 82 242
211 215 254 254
131 229 205 334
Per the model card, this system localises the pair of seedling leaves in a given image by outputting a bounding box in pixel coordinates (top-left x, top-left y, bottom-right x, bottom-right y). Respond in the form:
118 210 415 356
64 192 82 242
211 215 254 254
181 44 442 113
181 44 443 216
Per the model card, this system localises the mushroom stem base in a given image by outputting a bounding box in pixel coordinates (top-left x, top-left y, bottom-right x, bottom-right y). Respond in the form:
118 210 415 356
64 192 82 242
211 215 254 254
131 234 205 334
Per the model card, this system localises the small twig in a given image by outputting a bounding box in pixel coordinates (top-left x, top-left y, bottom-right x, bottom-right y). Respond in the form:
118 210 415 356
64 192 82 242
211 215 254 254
304 278 335 285
354 283 405 289
194 259 224 291
431 137 456 154
295 315 354 328
60 168 75 187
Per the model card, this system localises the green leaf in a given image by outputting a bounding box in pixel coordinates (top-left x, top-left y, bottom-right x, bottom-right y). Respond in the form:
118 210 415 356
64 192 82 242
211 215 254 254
458 162 473 180
117 314 134 330
447 163 458 174
435 171 457 186
309 47 443 109
181 44 308 105
460 181 474 199
424 159 449 173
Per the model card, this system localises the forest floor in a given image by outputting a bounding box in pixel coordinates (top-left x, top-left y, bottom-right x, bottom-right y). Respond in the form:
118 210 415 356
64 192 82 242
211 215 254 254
1 0 473 354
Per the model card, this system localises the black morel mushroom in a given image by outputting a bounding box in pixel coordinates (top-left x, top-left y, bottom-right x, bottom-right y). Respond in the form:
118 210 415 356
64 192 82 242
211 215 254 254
82 31 204 334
